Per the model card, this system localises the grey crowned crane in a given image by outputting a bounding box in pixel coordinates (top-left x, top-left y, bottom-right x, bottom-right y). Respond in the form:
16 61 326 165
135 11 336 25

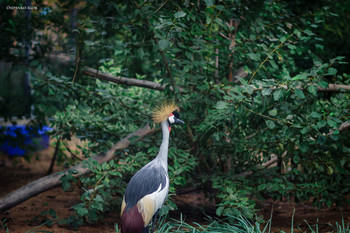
121 103 184 233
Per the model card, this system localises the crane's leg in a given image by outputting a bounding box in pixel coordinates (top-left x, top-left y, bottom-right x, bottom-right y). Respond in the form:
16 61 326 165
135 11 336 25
142 226 150 233
150 210 160 233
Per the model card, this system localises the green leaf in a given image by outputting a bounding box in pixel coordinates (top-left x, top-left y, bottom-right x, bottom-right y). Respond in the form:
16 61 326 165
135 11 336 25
304 29 315 36
84 40 95 46
216 206 224 216
300 127 309 135
262 88 272 96
293 155 300 163
242 85 253 95
300 142 309 153
76 207 88 216
292 73 307 81
317 81 328 89
216 101 227 110
315 44 324 51
268 109 277 116
85 28 96 33
266 120 276 129
310 112 322 119
279 36 287 43
174 11 186 18
327 67 337 75
307 85 317 96
294 89 305 99
158 39 170 50
270 60 278 69
286 115 294 120
327 120 337 128
273 89 283 101
204 0 215 7
247 53 260 61
317 120 327 129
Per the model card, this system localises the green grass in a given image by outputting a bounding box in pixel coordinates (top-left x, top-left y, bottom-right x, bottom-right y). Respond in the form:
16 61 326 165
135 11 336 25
0 218 9 233
4 212 349 232
155 214 271 233
300 217 350 233
144 212 350 233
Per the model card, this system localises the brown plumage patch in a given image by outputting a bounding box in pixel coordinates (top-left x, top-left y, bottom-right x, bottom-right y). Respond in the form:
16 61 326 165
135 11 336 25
121 204 144 233
152 102 179 123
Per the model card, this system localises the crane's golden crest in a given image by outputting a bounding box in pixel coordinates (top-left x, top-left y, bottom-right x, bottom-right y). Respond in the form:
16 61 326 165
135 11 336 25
152 102 179 123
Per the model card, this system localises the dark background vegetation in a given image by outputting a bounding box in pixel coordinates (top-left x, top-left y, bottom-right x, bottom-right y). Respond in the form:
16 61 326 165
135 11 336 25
0 0 349 231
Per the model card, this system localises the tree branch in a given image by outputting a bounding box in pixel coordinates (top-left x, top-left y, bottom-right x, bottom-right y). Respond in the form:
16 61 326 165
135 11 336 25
0 124 155 214
236 156 278 177
328 121 350 135
82 67 186 93
339 121 350 132
83 67 167 91
250 83 350 92
317 84 350 92
83 67 350 93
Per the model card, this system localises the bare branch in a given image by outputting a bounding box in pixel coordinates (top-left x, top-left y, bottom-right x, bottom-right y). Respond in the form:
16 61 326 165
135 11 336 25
250 83 350 92
83 67 350 94
317 84 350 92
0 124 155 213
328 121 350 135
339 122 350 132
232 67 248 83
236 156 278 177
83 68 166 91
82 67 186 93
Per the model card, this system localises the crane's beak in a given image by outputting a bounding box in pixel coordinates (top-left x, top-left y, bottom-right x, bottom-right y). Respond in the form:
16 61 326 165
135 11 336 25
175 118 185 124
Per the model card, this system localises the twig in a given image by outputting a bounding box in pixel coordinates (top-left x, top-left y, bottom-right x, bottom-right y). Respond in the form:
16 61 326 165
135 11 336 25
46 138 61 175
248 31 295 84
141 14 177 94
63 141 83 161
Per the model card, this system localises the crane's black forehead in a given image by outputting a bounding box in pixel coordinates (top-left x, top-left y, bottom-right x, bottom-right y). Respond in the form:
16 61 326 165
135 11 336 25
172 110 180 118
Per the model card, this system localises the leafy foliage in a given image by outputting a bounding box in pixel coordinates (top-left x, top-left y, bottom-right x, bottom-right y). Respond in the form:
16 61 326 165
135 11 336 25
1 0 349 229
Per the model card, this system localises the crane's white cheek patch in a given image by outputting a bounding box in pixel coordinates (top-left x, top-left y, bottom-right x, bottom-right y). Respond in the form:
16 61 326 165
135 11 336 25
168 115 175 124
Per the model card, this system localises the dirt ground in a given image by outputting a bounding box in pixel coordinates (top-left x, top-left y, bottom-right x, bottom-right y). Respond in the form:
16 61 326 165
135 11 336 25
0 145 349 233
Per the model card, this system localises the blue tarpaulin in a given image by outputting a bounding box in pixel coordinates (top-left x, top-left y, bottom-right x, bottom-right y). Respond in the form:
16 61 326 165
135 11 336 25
0 125 52 156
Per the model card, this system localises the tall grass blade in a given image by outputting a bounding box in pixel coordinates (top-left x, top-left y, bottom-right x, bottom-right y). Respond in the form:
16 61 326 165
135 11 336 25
291 208 295 233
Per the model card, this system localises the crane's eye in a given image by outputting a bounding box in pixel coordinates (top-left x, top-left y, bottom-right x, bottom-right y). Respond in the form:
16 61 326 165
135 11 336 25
172 111 180 118
168 115 175 124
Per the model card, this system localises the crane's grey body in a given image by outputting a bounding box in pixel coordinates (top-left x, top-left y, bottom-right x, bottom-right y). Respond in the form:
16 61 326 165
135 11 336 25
121 119 178 233
124 160 168 212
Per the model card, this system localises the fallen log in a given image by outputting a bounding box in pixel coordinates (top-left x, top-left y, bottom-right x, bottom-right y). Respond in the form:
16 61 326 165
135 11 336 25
0 124 155 214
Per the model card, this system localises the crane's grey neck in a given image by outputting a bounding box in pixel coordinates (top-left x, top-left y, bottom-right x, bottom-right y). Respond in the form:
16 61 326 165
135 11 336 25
156 120 170 171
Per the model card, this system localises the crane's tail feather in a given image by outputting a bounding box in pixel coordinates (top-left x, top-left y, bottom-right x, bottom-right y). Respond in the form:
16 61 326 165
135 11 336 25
121 205 144 233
